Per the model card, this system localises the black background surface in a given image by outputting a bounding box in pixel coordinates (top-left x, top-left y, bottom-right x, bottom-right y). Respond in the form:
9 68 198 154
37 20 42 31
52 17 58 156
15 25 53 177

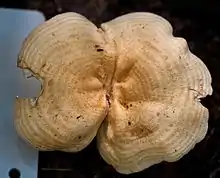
1 1 220 178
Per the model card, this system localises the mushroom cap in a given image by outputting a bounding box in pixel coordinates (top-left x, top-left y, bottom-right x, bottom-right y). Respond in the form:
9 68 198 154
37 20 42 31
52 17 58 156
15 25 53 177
15 12 212 174
15 12 115 151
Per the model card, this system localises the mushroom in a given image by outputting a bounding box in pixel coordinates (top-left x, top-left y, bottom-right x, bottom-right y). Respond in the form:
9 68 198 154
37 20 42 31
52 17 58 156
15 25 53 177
15 12 212 174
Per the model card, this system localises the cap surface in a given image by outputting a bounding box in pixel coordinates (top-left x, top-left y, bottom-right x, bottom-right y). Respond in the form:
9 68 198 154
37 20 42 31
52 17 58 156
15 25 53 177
15 12 212 174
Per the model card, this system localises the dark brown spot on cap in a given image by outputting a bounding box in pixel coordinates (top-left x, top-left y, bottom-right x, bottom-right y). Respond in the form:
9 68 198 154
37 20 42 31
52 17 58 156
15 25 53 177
76 115 82 119
48 79 54 86
42 63 46 68
94 44 104 52
96 48 104 52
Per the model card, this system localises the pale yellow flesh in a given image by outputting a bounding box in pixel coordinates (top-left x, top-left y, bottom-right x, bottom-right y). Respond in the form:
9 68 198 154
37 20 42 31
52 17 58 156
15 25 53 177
15 12 212 174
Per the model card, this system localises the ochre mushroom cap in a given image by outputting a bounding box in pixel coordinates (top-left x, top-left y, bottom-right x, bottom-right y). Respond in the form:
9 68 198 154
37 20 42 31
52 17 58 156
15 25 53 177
15 12 114 152
15 12 212 174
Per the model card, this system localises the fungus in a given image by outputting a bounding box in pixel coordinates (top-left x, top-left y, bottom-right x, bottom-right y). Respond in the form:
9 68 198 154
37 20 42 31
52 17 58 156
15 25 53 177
14 12 212 174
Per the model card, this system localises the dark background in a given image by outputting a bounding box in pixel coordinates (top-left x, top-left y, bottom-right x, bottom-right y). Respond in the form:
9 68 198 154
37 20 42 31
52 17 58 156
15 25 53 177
1 0 220 178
